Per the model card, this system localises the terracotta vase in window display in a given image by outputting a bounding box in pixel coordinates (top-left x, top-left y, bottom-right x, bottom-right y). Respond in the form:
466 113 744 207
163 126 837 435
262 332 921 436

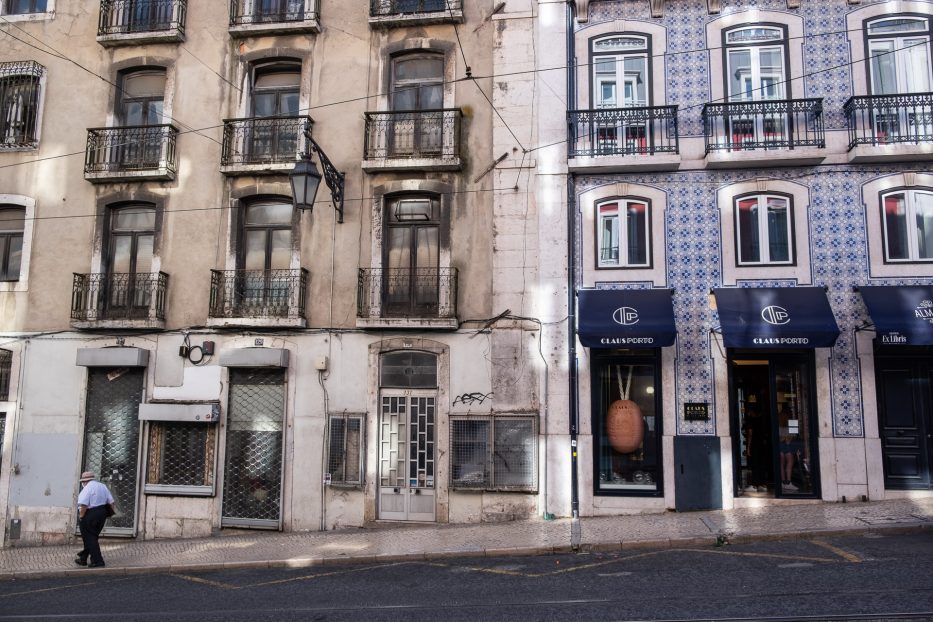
607 366 644 454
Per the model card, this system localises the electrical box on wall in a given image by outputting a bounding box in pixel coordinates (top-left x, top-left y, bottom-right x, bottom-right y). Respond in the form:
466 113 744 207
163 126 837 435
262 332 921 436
314 355 328 371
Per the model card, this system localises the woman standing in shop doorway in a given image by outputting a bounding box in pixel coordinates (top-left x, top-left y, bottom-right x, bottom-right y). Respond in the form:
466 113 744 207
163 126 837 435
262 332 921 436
743 401 772 492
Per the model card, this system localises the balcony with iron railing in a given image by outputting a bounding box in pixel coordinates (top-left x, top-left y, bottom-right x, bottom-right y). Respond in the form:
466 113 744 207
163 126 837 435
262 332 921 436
369 0 462 27
71 272 168 329
702 98 825 168
229 0 319 37
97 0 186 46
221 116 311 175
208 269 308 328
84 125 179 183
356 267 458 329
567 105 680 172
362 109 461 172
844 92 933 163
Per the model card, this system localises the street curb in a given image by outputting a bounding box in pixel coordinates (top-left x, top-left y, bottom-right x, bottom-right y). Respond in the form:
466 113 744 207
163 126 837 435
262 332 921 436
1 520 929 582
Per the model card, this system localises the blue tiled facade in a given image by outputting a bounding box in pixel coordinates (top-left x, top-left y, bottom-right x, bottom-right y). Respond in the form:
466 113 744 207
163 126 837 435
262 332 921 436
574 0 933 442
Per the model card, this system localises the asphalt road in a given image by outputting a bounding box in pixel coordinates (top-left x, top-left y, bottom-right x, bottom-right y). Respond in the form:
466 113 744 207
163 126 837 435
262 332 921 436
1 532 932 621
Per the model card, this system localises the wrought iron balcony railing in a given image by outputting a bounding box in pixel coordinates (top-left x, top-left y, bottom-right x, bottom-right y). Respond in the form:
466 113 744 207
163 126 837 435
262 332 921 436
568 105 679 158
209 269 308 320
71 272 168 323
229 0 317 26
357 268 458 320
85 125 179 176
702 98 825 154
364 109 461 162
98 0 187 36
370 0 461 17
843 93 933 150
221 116 311 168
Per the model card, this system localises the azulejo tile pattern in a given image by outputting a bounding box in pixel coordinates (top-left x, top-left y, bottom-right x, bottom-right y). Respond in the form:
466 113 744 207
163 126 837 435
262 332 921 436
576 0 930 438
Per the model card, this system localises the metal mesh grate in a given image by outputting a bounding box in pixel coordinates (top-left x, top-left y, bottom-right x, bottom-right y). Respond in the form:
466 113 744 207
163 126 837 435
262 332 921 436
83 368 144 530
147 422 216 487
222 369 285 526
0 349 11 401
450 416 536 491
0 412 6 469
327 415 362 485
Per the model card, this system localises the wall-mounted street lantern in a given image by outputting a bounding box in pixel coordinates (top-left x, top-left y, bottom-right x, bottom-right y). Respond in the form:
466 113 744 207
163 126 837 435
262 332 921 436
289 125 345 223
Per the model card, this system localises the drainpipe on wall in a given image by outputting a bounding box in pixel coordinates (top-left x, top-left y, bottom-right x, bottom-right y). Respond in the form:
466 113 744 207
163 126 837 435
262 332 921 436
567 0 580 544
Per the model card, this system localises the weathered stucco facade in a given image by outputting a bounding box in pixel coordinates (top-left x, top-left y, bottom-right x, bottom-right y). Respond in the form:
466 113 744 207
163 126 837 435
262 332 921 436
0 0 565 546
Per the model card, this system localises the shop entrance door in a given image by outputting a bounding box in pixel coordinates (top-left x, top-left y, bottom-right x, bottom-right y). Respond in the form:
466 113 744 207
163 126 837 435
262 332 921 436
377 391 436 521
875 353 933 489
730 351 818 498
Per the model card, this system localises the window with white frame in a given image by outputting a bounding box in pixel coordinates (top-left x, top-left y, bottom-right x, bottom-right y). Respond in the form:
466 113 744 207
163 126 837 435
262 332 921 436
867 16 932 96
450 416 536 491
725 26 787 102
0 61 43 149
326 414 363 486
145 422 217 495
597 198 650 268
0 207 24 282
882 189 933 262
735 194 793 265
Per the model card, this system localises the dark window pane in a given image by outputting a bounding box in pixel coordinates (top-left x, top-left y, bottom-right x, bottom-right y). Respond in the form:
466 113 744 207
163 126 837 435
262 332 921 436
380 351 437 388
493 419 534 488
451 420 488 486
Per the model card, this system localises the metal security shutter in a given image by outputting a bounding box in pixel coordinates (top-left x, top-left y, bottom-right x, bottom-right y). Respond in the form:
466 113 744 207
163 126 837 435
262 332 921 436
82 368 144 536
221 368 285 529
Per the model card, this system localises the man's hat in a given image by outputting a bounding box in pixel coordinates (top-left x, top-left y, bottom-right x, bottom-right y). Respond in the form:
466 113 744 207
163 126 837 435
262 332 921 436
79 471 96 483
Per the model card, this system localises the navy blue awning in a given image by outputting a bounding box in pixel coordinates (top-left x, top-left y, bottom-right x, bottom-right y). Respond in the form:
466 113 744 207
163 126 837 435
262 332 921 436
713 287 840 348
859 285 933 345
577 288 676 348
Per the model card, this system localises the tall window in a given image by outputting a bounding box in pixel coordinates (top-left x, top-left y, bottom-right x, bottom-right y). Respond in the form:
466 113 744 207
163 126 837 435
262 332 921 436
385 195 439 316
735 194 793 265
238 199 294 309
725 26 787 102
107 204 155 314
0 349 11 401
867 16 932 96
4 0 46 14
119 69 165 127
0 61 43 148
882 189 933 262
590 35 650 153
0 207 24 281
390 53 444 155
251 61 301 159
597 199 649 268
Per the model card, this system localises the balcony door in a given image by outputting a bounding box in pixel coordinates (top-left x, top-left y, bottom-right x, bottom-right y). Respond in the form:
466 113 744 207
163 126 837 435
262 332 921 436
106 205 155 319
237 200 294 315
117 69 165 167
253 0 304 21
385 196 439 317
725 26 788 148
250 62 300 161
591 35 650 154
390 53 444 156
868 17 933 141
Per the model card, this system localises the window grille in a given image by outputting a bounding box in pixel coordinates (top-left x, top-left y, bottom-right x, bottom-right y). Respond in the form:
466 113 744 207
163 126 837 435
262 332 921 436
0 413 6 469
0 61 43 149
450 416 537 492
146 421 217 495
0 349 11 401
327 414 363 486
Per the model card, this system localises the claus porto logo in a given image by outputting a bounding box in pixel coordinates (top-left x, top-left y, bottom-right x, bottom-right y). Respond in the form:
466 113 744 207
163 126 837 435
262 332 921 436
613 306 640 326
761 305 790 325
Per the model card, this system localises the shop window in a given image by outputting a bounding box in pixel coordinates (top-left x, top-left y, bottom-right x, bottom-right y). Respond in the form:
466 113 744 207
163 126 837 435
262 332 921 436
596 198 650 268
327 414 363 486
735 194 794 266
0 349 10 400
0 412 5 469
145 422 217 495
882 189 933 262
592 354 662 495
450 416 536 491
0 207 24 281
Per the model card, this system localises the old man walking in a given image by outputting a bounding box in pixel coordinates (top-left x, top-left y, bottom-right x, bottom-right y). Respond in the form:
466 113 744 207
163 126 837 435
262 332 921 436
75 471 114 569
